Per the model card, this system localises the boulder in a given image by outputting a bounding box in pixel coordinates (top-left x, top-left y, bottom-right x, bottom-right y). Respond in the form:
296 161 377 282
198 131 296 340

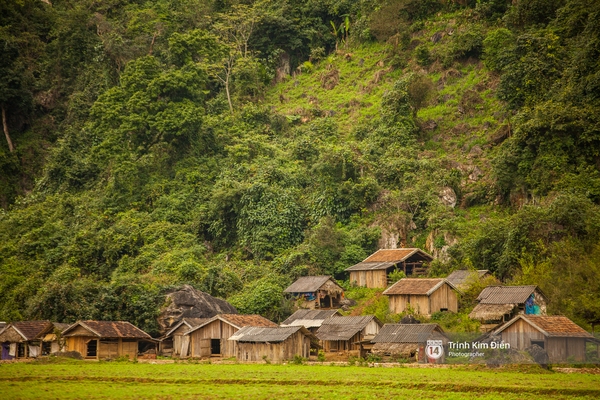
157 285 237 334
526 344 550 369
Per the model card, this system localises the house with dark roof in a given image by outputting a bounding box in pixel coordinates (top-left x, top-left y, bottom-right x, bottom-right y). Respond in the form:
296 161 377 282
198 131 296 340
493 315 595 363
281 309 342 333
469 285 548 332
383 278 459 316
62 321 155 360
283 276 344 310
0 320 55 360
159 318 209 357
446 269 494 289
184 314 278 358
346 248 434 288
228 326 314 362
316 315 382 356
371 323 448 362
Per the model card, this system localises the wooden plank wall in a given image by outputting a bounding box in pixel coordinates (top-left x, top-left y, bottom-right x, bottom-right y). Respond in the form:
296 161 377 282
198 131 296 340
500 319 544 350
429 284 458 313
547 337 586 363
350 271 388 288
236 331 309 362
66 336 90 356
189 320 239 358
388 294 429 315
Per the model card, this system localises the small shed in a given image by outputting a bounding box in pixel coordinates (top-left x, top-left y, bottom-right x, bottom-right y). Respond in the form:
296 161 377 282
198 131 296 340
346 248 433 288
159 318 209 357
0 320 54 360
446 269 493 289
62 321 155 360
283 276 344 309
316 315 382 356
281 309 342 333
383 278 459 316
469 285 548 331
185 314 277 358
229 325 313 362
371 323 448 362
493 315 595 363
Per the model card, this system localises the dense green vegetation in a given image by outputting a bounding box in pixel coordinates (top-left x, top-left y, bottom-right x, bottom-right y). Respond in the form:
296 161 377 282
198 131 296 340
1 0 600 334
2 359 600 399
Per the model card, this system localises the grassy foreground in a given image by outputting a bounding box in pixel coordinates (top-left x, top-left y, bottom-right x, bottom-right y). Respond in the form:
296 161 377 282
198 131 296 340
1 360 600 399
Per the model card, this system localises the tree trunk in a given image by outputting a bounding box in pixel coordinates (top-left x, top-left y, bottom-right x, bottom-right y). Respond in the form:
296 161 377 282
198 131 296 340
1 104 15 153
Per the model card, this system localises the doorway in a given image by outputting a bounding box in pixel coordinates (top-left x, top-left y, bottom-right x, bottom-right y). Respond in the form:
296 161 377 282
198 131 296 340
210 339 221 355
86 340 98 357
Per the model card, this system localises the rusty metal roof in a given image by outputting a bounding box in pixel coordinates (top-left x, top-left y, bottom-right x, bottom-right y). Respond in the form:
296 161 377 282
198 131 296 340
63 321 152 339
446 270 490 286
371 324 445 343
10 321 54 341
383 278 457 296
316 316 380 341
469 303 516 321
284 276 341 293
228 326 310 342
281 309 341 328
477 286 542 304
495 315 593 338
346 249 433 271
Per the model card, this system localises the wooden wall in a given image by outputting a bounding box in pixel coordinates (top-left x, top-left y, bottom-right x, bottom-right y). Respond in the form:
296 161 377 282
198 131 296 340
388 294 429 315
500 319 545 352
236 331 310 362
66 336 138 359
189 319 238 358
388 283 458 316
429 284 458 313
322 322 379 353
349 270 388 288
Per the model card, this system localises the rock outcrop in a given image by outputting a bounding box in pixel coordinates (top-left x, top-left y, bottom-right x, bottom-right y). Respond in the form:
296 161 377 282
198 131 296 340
157 285 237 334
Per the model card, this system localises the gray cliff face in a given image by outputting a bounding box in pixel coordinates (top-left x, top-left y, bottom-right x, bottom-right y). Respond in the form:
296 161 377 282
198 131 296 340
157 285 237 333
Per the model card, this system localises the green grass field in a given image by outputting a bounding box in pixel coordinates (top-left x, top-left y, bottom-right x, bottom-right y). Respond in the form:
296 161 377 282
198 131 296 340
1 360 599 399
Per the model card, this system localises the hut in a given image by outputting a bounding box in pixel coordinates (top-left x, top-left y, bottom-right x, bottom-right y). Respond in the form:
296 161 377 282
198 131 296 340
40 322 70 356
383 278 459 316
446 269 493 289
346 248 433 288
229 326 313 362
62 321 155 360
316 315 382 357
0 320 54 360
159 318 209 357
185 314 277 358
283 276 344 309
493 315 595 363
469 286 548 332
281 309 342 334
371 323 448 362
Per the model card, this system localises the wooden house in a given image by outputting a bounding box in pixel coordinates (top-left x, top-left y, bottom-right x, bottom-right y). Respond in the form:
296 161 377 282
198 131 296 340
184 314 277 358
0 320 55 360
346 248 433 288
469 285 548 332
316 315 382 356
493 315 595 363
283 276 344 309
446 269 494 289
281 309 341 334
62 321 155 360
229 326 313 362
159 318 209 357
371 323 448 362
383 278 459 317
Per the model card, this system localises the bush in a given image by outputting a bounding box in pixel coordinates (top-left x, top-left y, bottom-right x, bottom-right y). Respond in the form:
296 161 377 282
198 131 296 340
415 45 431 66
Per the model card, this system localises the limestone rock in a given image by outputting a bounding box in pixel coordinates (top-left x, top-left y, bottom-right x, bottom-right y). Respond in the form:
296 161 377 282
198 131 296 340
157 285 237 334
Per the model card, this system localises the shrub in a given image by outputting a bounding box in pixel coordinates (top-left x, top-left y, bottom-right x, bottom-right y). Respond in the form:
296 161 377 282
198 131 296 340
415 45 431 66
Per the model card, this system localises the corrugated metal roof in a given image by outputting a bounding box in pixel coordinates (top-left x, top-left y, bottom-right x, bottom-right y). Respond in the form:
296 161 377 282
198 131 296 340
63 321 152 339
281 309 341 328
383 278 457 296
371 324 444 343
228 326 305 342
446 270 490 286
345 249 433 271
496 315 593 338
12 321 54 341
468 303 516 321
477 286 539 304
284 276 340 293
316 316 379 341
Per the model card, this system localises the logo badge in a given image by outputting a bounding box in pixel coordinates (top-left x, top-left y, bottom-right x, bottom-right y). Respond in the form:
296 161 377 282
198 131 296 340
426 340 444 360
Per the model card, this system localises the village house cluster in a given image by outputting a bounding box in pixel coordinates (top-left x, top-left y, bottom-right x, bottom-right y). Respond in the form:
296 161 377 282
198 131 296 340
1 248 599 364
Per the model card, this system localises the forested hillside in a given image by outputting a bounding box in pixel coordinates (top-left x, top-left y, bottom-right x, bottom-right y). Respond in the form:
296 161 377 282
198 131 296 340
1 0 599 335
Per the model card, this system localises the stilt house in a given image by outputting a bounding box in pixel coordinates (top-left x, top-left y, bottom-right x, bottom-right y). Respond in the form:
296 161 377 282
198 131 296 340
283 276 344 309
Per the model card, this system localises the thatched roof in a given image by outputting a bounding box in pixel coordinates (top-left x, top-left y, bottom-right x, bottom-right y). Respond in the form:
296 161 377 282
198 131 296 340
469 303 516 321
495 315 593 338
284 276 343 293
229 326 311 342
62 321 152 340
346 249 433 271
281 309 341 328
316 316 381 341
371 342 420 357
371 324 445 343
476 285 543 304
383 278 458 296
